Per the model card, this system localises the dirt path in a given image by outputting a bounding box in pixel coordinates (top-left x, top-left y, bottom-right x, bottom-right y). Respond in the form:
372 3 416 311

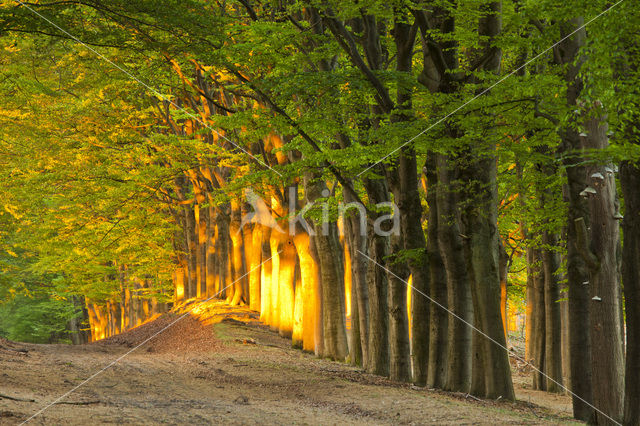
1 301 578 425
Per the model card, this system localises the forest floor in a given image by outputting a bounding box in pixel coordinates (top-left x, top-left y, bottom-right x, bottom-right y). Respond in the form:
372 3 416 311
1 300 579 425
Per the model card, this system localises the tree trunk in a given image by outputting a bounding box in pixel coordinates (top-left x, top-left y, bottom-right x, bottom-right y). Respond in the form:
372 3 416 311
195 205 207 298
314 227 348 361
248 223 263 311
435 153 472 392
462 0 514 401
499 239 508 341
268 230 281 329
229 204 247 306
542 231 563 392
366 230 390 375
557 17 595 422
524 244 534 362
618 32 640 426
343 214 367 366
293 229 320 353
579 113 625 425
206 206 217 298
304 176 348 361
184 205 197 299
531 249 546 391
277 233 296 338
348 215 369 367
620 160 640 426
260 227 273 324
387 232 411 382
393 17 430 386
361 175 392 376
425 154 448 389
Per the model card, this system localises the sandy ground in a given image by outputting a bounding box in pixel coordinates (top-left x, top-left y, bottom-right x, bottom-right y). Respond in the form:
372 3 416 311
1 300 579 425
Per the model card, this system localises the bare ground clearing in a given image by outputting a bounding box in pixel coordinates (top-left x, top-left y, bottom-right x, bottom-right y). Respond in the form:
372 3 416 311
1 300 579 425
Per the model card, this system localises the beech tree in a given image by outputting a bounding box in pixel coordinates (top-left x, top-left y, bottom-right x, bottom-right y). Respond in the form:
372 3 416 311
2 1 640 424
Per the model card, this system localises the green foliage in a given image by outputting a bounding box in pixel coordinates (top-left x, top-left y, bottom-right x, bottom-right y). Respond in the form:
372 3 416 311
0 294 77 344
0 0 639 336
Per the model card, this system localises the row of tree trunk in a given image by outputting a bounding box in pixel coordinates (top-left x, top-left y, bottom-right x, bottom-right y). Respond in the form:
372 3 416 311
80 5 639 424
86 268 169 341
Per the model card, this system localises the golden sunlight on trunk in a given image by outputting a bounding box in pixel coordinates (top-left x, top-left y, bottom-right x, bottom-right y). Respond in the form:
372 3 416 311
293 231 319 353
249 225 263 311
260 228 273 324
174 267 186 303
293 267 304 348
343 236 352 319
407 275 412 341
269 231 282 330
277 233 296 338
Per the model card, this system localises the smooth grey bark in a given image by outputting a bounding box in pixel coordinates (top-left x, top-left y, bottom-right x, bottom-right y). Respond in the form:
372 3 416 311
556 18 595 421
542 231 563 393
363 176 391 376
425 153 449 389
344 185 369 369
392 18 430 386
531 249 546 391
615 33 640 426
387 233 411 382
384 151 412 382
435 153 472 393
462 1 515 401
305 177 348 361
577 113 625 425
620 160 640 426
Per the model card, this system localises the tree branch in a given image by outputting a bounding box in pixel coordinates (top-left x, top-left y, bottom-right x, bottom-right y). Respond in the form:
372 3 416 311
321 12 395 113
228 68 366 207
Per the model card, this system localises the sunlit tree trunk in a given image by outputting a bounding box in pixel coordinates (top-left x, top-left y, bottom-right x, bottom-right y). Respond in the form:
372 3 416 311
184 205 197 299
242 207 253 306
308 230 325 357
229 203 247 306
269 228 282 329
216 209 231 299
499 239 508 341
260 227 273 324
195 204 207 299
277 232 296 338
293 230 319 353
206 206 217 298
248 223 263 310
